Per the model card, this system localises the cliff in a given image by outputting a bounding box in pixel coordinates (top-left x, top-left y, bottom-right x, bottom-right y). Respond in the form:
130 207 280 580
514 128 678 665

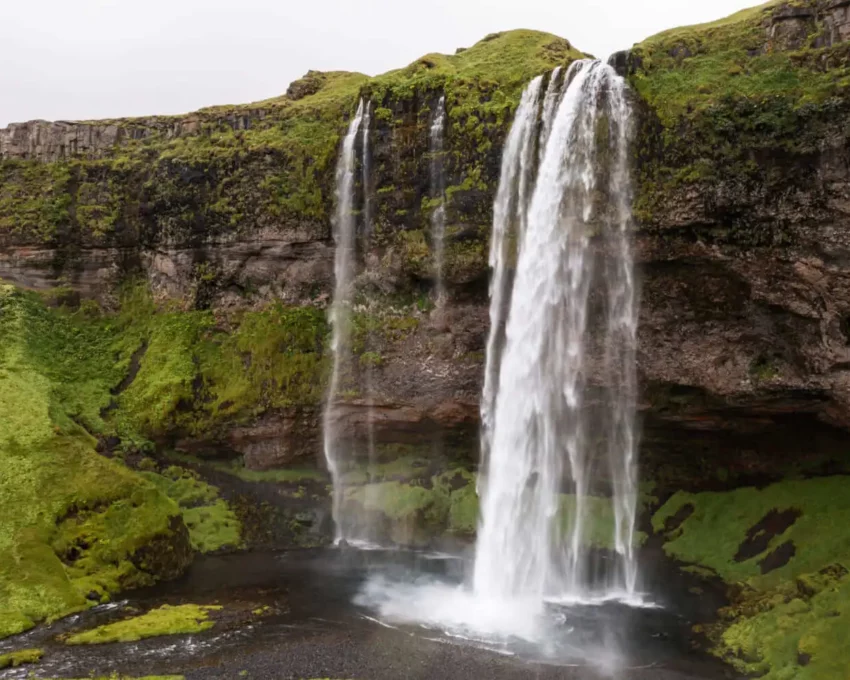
3 10 850 674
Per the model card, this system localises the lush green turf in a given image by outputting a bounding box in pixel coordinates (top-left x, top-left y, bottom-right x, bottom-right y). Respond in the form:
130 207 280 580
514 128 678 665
631 0 850 124
0 286 185 639
140 466 242 553
65 604 220 645
718 572 850 678
653 476 850 679
0 648 43 668
653 476 850 589
111 284 329 442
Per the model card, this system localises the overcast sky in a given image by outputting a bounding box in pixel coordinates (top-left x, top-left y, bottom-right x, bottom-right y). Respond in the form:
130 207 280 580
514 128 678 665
1 0 762 127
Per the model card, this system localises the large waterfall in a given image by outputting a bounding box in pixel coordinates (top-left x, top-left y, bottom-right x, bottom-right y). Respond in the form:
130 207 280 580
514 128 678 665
475 60 639 602
324 98 366 543
356 62 643 656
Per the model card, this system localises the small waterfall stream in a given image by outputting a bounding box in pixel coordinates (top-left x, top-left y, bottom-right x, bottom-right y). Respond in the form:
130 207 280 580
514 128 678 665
324 98 367 543
475 60 639 602
429 95 448 305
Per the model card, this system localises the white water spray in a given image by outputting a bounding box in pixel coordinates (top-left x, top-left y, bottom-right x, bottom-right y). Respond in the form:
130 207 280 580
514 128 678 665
324 98 366 542
475 60 639 602
430 95 448 305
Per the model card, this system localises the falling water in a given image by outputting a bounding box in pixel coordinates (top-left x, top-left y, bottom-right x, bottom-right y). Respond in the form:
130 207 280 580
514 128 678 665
475 60 639 602
360 100 379 488
362 101 373 239
480 75 543 477
429 95 448 305
324 98 366 542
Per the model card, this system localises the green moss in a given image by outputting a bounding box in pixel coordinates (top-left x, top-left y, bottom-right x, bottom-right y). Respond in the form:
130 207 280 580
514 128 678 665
112 285 328 440
0 161 73 239
653 476 850 589
630 0 849 124
201 457 327 484
557 495 648 550
630 1 850 229
0 285 187 639
1 30 575 254
718 572 850 679
0 648 43 669
653 476 850 680
65 603 220 645
140 466 242 553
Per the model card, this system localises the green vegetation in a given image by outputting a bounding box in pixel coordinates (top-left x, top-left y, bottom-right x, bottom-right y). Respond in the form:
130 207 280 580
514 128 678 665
140 466 242 553
653 476 850 679
557 495 649 550
65 604 220 645
631 0 850 123
653 477 850 588
0 285 188 640
0 648 43 668
0 30 576 251
342 462 652 545
629 0 850 229
342 466 478 540
719 571 850 679
111 283 328 441
203 458 327 484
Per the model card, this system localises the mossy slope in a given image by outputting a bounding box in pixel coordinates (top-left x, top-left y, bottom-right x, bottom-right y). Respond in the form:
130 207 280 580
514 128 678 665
109 284 328 442
0 285 190 640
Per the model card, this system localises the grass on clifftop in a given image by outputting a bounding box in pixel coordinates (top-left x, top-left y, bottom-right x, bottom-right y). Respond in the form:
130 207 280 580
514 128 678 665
653 476 850 679
0 30 578 243
631 0 850 124
369 30 584 113
0 285 185 640
65 604 220 645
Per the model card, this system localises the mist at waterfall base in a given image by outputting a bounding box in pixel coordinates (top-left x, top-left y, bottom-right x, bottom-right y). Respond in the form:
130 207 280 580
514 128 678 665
327 60 650 670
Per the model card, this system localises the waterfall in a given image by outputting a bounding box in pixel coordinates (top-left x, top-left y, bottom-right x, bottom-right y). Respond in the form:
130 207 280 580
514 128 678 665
480 76 543 481
429 95 448 305
474 60 639 602
324 98 366 543
362 101 373 240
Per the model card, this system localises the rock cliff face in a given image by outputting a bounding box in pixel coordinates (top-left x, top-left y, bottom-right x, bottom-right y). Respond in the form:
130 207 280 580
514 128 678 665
2 6 850 482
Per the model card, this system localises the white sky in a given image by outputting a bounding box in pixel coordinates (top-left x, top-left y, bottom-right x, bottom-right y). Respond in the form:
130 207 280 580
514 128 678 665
1 0 762 127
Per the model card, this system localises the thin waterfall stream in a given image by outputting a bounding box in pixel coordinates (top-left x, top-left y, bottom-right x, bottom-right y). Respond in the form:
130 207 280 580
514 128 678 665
324 97 367 544
429 95 448 305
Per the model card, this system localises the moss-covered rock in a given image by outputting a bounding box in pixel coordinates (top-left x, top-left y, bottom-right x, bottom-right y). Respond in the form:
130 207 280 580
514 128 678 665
0 648 43 669
0 30 581 311
628 0 850 232
64 604 221 645
652 476 850 679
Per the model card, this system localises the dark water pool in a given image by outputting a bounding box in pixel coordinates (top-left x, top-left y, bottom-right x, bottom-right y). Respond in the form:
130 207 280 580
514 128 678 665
0 549 741 680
